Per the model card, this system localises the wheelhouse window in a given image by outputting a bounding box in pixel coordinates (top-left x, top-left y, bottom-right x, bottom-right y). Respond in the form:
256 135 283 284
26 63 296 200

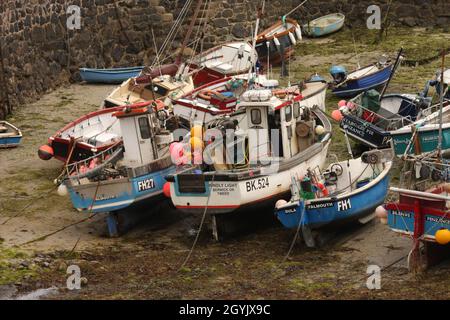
251 109 262 125
285 105 292 122
138 117 151 140
293 102 300 118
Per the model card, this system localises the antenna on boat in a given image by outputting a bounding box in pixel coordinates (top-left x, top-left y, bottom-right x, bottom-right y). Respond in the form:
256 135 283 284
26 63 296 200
379 47 403 101
248 0 265 84
176 0 204 66
151 28 163 78
437 50 446 159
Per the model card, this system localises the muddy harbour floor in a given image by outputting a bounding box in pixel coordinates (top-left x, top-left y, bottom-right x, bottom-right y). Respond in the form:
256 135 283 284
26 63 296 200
0 28 449 300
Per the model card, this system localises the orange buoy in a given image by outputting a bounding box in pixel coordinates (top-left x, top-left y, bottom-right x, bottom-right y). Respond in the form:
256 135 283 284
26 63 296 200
331 110 343 122
38 144 54 160
163 182 171 198
435 229 450 245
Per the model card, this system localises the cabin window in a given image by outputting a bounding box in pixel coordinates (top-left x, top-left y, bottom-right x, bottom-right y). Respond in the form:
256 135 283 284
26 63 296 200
251 109 262 125
294 102 300 118
138 117 151 140
285 105 292 122
144 84 168 97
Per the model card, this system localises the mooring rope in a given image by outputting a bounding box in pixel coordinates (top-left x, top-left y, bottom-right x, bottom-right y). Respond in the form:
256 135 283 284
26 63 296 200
179 173 216 270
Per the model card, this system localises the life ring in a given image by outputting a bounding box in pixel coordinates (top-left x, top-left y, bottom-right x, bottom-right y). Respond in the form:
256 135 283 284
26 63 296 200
198 89 220 101
315 183 329 197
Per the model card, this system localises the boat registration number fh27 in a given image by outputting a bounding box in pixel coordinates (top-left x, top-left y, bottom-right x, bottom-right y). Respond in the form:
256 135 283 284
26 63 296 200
246 177 270 192
137 179 155 192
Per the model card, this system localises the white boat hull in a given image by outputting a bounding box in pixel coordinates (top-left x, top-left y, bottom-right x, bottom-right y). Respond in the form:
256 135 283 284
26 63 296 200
170 140 331 215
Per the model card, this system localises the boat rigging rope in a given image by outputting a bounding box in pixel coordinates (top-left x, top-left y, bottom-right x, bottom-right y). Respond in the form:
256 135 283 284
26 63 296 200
151 0 194 68
179 173 216 270
19 181 101 246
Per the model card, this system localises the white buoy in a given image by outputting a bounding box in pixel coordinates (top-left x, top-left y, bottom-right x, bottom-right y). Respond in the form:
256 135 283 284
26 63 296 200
295 26 302 41
57 184 68 197
274 37 281 47
275 199 288 209
315 125 325 136
288 32 297 45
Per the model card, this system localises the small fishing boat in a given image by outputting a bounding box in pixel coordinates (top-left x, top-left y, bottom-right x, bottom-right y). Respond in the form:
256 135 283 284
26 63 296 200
166 88 332 240
275 150 392 247
390 103 450 157
302 13 345 38
62 104 176 236
37 101 170 163
79 66 145 84
0 121 22 148
190 42 258 87
255 18 302 67
103 68 194 109
385 186 450 270
173 74 328 128
330 58 395 98
337 89 434 149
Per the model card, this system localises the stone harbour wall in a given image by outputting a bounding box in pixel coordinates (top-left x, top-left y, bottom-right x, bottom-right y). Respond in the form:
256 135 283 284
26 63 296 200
1 0 449 119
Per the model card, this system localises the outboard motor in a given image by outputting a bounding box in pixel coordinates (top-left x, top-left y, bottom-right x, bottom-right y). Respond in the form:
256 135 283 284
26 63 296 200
329 65 347 85
309 73 325 83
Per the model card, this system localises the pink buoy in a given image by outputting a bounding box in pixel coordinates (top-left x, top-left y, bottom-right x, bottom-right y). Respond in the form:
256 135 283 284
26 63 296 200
331 110 343 122
347 101 356 110
375 206 388 219
338 100 347 107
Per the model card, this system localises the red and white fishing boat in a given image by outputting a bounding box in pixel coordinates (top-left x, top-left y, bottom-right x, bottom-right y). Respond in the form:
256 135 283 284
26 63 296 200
38 101 166 163
190 42 258 87
173 74 328 127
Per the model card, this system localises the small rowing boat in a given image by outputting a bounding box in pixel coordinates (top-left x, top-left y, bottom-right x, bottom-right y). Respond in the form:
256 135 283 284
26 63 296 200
0 121 22 148
302 13 345 38
79 66 145 84
255 18 302 67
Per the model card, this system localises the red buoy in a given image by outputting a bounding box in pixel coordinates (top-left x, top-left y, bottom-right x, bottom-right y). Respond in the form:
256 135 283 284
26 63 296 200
163 182 171 198
38 144 54 160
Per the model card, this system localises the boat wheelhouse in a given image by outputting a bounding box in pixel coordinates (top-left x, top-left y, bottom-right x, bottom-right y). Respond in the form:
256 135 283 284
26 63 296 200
166 88 332 239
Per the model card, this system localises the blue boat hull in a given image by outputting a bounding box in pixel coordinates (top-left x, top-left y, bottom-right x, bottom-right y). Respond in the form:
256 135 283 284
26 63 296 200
67 166 175 213
276 174 390 230
79 67 144 84
0 135 22 148
332 65 393 98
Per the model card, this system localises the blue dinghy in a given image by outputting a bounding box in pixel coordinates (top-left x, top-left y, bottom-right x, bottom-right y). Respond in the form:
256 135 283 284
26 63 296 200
330 60 394 98
0 121 22 148
275 150 392 247
79 66 145 84
302 13 345 38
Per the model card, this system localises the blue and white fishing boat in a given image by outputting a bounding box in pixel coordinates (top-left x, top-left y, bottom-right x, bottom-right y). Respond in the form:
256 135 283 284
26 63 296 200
330 59 395 98
79 66 145 84
302 13 345 38
62 103 175 236
275 150 392 247
0 121 22 148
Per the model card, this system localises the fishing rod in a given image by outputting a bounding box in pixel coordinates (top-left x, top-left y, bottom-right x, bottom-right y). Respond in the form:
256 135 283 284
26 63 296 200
247 0 265 84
